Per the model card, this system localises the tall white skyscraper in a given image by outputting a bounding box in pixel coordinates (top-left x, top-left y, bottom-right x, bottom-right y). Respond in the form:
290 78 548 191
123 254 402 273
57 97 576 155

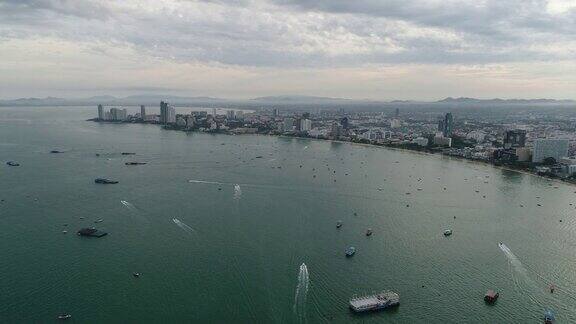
532 139 569 163
140 105 146 120
97 104 104 120
160 101 175 124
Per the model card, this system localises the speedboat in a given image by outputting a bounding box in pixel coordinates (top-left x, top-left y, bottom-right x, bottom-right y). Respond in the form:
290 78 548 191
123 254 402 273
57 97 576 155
544 309 555 323
346 246 356 257
6 161 20 166
336 221 343 228
57 314 72 320
133 272 140 278
366 228 373 236
94 178 118 184
443 229 453 236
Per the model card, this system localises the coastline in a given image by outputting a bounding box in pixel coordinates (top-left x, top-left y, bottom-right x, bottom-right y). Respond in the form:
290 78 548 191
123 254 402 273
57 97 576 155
91 119 576 188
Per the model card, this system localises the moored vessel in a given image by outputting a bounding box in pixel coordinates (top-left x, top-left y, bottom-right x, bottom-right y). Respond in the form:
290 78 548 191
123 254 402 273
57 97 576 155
349 291 399 312
94 178 118 184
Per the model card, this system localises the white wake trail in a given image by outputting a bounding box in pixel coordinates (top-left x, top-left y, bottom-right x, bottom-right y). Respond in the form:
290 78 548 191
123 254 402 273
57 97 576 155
294 263 310 323
233 184 242 200
172 218 196 234
120 200 136 210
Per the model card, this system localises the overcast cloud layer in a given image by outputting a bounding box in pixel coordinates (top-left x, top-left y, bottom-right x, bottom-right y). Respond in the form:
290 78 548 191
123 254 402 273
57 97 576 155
0 0 575 100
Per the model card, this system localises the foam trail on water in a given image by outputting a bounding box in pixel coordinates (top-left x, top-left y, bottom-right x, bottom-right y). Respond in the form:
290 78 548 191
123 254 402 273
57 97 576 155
294 263 309 323
499 243 538 289
233 184 242 200
172 218 196 233
121 200 136 210
188 179 227 185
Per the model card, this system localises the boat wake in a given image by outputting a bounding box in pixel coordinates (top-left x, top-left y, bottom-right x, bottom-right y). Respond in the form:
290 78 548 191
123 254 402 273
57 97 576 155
233 184 242 200
499 243 539 295
188 179 227 185
172 218 196 234
294 263 309 323
120 200 136 210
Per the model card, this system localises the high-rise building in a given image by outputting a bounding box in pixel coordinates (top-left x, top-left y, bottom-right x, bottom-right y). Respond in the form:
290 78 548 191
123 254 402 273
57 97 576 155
504 130 526 149
109 108 127 121
282 117 295 131
160 101 176 124
299 119 312 132
140 105 146 120
227 110 236 120
441 113 453 137
212 108 217 116
390 119 401 128
532 139 569 163
395 108 399 117
97 104 104 120
340 117 349 130
273 108 280 117
331 122 343 138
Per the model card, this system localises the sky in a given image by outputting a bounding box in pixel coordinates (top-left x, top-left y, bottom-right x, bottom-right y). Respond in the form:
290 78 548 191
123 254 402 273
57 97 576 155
0 0 575 100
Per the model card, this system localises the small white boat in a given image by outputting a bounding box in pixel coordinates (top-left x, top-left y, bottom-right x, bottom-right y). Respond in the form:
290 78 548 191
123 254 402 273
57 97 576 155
57 314 72 320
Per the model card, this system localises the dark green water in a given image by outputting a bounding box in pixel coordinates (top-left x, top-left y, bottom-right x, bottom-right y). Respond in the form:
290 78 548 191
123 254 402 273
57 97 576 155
1 106 576 323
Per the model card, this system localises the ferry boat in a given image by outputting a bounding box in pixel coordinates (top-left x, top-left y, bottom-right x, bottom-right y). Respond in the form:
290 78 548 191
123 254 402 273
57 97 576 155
94 178 118 184
6 161 20 166
443 229 453 236
544 309 555 323
484 290 499 304
345 246 356 257
349 291 399 312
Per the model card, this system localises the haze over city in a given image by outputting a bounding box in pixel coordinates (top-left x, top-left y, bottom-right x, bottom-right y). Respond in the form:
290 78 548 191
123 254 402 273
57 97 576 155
1 0 575 100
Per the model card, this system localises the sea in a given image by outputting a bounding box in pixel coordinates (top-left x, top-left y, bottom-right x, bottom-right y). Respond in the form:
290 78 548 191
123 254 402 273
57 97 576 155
1 106 576 323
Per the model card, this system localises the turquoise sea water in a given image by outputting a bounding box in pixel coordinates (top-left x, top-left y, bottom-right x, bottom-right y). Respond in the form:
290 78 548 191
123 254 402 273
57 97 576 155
1 106 576 323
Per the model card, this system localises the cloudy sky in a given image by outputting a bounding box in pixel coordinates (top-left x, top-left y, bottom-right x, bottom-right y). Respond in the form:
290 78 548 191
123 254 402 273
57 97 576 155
1 0 575 100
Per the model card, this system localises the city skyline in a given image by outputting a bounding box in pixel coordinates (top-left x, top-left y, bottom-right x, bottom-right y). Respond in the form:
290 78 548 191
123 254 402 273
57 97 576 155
1 0 575 100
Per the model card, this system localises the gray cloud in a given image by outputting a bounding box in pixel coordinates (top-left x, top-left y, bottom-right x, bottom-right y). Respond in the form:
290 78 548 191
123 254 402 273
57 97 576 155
1 0 575 68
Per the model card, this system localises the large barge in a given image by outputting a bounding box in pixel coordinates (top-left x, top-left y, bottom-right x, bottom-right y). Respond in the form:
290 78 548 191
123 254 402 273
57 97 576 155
349 291 399 312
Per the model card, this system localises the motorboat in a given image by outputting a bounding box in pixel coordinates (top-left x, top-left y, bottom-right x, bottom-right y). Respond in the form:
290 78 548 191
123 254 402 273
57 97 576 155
6 161 20 166
336 221 343 228
57 314 72 320
484 290 499 304
366 229 373 236
346 246 356 257
443 229 453 236
544 309 555 323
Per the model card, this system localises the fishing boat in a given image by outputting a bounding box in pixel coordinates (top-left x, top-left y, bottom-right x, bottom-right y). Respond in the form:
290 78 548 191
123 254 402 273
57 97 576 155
484 290 499 304
346 246 356 257
544 309 555 323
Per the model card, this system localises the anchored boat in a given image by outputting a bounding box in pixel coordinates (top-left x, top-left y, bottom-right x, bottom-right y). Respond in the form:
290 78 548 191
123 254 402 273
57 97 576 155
349 291 399 312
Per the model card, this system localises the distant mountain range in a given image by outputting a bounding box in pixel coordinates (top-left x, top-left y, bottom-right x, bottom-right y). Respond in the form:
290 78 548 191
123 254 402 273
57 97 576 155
0 95 573 107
